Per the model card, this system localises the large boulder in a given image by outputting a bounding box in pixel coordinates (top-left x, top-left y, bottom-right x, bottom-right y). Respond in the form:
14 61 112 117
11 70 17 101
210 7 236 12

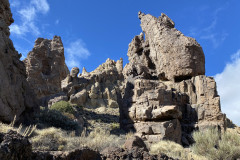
138 12 205 81
0 0 37 123
24 36 69 105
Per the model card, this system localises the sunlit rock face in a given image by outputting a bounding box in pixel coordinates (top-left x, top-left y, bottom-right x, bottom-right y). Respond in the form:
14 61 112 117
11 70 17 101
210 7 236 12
138 12 205 81
0 0 37 123
24 36 69 105
120 12 225 146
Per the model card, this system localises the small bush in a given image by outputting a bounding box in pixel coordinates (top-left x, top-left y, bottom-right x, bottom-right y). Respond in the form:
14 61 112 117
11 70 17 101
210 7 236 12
191 128 240 160
50 101 76 115
38 109 78 131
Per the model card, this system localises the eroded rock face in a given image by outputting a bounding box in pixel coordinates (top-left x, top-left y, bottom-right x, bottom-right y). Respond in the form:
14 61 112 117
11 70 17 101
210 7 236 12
24 36 69 105
0 0 37 123
120 12 226 145
138 12 205 81
60 58 123 109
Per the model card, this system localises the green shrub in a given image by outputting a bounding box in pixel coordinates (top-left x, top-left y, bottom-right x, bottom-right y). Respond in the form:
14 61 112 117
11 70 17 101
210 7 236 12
38 109 78 131
50 101 76 115
191 129 240 160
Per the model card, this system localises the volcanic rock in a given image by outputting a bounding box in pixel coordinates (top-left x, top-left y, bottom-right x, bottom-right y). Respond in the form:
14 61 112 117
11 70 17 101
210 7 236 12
0 130 32 160
0 0 37 123
138 12 205 81
120 12 226 145
61 58 123 108
24 36 69 105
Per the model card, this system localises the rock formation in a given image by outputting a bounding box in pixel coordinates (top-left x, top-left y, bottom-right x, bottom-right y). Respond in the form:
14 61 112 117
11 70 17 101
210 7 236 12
60 58 123 108
30 11 226 146
24 36 69 105
120 12 226 145
0 0 37 123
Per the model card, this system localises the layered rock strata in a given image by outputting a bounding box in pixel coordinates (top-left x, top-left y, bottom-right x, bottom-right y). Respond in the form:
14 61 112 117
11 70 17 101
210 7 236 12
24 36 69 105
0 0 37 123
120 12 226 145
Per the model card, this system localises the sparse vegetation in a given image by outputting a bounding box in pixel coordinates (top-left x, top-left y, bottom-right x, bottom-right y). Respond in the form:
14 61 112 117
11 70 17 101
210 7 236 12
150 140 188 159
191 128 240 160
31 127 125 152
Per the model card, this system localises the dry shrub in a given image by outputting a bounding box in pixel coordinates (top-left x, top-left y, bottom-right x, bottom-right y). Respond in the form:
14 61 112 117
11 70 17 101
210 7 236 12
191 128 240 160
0 122 14 133
31 127 67 151
30 127 125 152
150 140 188 159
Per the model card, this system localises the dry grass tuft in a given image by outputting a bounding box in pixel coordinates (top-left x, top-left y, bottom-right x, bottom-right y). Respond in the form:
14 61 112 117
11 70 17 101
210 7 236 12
150 140 188 159
30 127 125 152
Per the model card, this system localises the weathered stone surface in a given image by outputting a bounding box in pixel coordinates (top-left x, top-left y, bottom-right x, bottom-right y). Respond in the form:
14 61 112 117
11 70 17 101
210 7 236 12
0 0 37 123
133 119 182 144
120 12 226 146
0 130 32 160
124 136 148 151
138 12 205 81
101 147 176 160
61 58 123 109
69 89 87 106
24 36 69 105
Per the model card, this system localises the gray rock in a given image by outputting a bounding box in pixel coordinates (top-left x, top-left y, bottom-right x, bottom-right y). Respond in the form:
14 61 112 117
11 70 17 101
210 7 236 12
24 36 69 103
0 0 38 123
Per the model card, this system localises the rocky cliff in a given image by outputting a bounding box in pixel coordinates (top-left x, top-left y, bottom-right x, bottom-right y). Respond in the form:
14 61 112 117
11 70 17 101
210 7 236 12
0 0 37 123
56 12 226 146
120 12 226 145
24 36 69 105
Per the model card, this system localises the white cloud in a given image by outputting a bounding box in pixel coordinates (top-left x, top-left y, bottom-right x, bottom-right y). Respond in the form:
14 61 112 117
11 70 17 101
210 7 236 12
188 7 228 49
55 19 60 25
215 50 240 126
200 32 228 48
65 39 91 69
10 0 50 36
10 0 20 7
31 0 49 14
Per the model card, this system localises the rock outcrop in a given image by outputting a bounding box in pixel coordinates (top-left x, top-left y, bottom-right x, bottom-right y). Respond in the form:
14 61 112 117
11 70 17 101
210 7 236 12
138 12 205 81
37 11 226 146
60 58 123 108
0 0 37 123
24 36 69 105
120 12 226 145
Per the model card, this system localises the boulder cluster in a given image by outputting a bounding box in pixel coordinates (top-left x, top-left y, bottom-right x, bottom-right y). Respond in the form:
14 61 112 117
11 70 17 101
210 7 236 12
0 0 227 156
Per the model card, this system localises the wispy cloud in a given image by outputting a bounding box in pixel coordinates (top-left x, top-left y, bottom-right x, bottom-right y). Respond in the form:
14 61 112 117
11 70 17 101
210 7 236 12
215 50 240 126
10 0 50 36
65 39 91 69
188 7 228 49
55 19 60 25
10 0 20 7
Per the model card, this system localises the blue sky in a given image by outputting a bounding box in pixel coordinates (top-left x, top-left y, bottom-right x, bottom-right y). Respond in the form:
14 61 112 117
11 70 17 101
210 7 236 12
9 0 240 125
